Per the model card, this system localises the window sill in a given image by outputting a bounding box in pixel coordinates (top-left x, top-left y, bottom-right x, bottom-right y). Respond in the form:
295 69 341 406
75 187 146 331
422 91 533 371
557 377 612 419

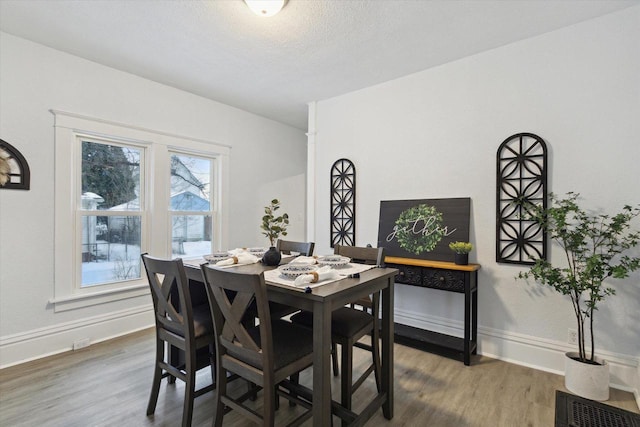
50 283 149 312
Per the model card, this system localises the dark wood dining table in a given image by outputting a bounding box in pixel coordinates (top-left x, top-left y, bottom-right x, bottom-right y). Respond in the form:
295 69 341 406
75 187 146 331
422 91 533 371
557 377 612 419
181 257 397 426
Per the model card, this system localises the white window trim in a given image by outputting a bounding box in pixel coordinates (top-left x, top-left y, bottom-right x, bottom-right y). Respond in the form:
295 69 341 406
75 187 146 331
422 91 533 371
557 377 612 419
51 110 230 312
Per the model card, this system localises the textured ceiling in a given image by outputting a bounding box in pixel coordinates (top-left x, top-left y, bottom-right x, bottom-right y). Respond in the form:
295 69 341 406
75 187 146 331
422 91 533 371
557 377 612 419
1 0 638 130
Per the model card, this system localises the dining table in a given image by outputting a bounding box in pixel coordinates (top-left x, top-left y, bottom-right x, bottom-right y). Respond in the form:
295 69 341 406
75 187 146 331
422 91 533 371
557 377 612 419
181 255 398 426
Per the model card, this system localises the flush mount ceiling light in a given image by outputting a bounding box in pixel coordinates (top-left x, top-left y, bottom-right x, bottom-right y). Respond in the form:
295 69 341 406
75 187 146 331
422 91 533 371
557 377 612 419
244 0 287 17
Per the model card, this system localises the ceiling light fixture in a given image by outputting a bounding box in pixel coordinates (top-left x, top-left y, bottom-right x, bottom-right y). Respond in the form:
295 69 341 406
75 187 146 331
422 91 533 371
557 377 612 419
244 0 287 17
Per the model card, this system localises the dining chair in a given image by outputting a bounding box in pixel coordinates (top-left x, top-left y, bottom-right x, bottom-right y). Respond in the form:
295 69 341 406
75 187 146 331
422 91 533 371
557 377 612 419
290 244 384 419
269 239 316 319
141 254 215 427
276 239 315 257
201 265 314 427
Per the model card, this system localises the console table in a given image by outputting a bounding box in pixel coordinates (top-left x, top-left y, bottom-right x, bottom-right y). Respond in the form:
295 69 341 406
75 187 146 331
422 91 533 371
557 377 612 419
385 256 480 365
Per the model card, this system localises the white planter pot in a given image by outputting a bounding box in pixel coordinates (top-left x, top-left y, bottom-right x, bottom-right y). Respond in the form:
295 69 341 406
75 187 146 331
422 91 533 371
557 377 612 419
564 352 610 401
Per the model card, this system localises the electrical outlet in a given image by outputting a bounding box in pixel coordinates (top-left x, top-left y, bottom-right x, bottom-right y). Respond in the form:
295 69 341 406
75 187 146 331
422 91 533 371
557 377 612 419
73 338 90 350
567 328 578 345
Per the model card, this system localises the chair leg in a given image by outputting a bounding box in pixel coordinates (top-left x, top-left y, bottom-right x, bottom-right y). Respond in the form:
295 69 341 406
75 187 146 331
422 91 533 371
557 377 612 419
289 373 299 407
371 326 382 392
331 343 340 377
340 342 353 411
147 337 164 415
182 346 196 427
213 365 226 427
168 344 177 384
263 379 276 426
209 343 216 387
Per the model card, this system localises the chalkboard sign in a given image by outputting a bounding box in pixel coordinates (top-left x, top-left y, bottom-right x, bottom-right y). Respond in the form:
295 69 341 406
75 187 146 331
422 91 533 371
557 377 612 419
377 198 471 261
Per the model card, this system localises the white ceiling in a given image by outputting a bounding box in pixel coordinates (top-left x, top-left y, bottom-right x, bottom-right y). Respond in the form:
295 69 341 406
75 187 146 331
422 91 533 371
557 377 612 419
1 0 638 130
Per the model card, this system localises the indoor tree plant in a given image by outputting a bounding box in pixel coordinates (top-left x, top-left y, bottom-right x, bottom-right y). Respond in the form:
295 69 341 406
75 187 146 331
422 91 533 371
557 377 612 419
260 198 289 265
518 192 640 400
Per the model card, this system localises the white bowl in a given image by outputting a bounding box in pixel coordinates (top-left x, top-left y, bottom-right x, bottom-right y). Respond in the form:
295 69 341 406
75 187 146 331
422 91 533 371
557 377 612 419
278 264 317 279
203 253 230 263
317 255 350 267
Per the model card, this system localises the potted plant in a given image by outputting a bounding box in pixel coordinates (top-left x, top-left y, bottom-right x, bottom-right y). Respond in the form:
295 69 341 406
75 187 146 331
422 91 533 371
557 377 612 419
260 199 289 266
449 241 473 265
518 192 640 401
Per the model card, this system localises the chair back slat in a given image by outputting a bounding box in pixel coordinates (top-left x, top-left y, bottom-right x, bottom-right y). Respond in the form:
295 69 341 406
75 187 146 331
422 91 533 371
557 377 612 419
276 239 315 256
215 288 259 352
201 265 273 371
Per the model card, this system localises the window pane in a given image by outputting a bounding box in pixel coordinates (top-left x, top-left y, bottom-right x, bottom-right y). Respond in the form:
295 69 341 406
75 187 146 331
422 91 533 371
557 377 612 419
81 215 141 287
172 215 212 257
170 154 211 211
81 141 141 211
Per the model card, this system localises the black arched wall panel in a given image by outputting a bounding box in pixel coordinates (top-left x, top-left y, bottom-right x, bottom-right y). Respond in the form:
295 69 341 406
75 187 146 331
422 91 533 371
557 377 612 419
496 133 547 264
330 158 356 248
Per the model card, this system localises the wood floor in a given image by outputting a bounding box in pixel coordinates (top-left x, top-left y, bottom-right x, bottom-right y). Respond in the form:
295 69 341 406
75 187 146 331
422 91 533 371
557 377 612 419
1 328 637 427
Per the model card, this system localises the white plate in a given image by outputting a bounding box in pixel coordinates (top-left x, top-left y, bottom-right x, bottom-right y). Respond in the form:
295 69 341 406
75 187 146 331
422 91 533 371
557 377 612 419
317 255 350 267
203 253 230 263
278 264 317 279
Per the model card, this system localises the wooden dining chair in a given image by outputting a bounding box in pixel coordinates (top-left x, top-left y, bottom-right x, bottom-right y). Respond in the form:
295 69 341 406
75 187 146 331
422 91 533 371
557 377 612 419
269 239 316 320
141 254 215 427
290 244 384 419
201 265 314 427
276 239 315 257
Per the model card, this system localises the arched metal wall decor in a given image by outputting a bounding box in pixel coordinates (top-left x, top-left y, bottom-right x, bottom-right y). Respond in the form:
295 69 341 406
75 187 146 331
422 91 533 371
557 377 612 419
330 158 356 248
0 139 30 190
496 133 547 264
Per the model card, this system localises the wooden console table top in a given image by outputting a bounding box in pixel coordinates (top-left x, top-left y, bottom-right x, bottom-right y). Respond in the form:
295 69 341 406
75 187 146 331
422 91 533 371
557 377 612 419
384 256 481 272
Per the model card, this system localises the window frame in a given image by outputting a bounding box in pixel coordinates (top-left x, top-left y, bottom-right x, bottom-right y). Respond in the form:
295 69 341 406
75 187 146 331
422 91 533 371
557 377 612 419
52 110 230 312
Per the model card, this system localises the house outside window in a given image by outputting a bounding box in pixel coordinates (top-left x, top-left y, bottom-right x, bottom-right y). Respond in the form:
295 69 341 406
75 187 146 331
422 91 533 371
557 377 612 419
169 154 214 258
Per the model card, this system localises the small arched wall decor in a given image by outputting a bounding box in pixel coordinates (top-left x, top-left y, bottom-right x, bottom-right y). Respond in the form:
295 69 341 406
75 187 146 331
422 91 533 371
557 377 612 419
496 132 547 264
0 139 30 190
330 158 356 248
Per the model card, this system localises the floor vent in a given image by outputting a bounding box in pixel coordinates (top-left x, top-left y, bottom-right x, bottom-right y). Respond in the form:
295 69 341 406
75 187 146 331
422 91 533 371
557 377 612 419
555 390 640 427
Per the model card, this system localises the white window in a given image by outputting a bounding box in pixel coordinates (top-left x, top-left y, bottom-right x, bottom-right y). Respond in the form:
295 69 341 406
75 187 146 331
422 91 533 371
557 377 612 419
79 138 144 288
52 111 229 311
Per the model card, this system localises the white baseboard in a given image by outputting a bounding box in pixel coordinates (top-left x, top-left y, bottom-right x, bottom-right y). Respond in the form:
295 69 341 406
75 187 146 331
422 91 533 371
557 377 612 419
0 304 154 369
395 309 640 396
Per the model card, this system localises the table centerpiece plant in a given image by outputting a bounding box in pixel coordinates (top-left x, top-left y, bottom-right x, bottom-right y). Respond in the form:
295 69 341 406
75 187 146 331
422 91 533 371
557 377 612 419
517 192 640 400
260 199 289 265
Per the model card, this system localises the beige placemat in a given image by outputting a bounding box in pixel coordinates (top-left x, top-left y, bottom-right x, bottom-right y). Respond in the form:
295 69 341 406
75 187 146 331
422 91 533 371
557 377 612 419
264 263 375 289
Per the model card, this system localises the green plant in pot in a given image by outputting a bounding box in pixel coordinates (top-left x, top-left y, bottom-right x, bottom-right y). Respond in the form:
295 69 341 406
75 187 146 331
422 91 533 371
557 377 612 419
260 199 289 266
517 192 640 401
449 241 473 265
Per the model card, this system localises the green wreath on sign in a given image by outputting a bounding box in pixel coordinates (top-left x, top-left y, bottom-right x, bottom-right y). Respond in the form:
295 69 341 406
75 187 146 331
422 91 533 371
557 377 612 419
394 204 445 254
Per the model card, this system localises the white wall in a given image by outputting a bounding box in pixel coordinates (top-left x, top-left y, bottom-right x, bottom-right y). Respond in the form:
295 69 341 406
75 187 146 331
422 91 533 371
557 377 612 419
0 33 307 367
312 7 640 392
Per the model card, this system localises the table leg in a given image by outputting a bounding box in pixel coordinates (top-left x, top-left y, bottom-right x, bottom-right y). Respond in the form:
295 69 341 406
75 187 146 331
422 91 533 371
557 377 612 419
382 276 394 419
312 299 332 426
472 272 478 355
464 280 471 366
